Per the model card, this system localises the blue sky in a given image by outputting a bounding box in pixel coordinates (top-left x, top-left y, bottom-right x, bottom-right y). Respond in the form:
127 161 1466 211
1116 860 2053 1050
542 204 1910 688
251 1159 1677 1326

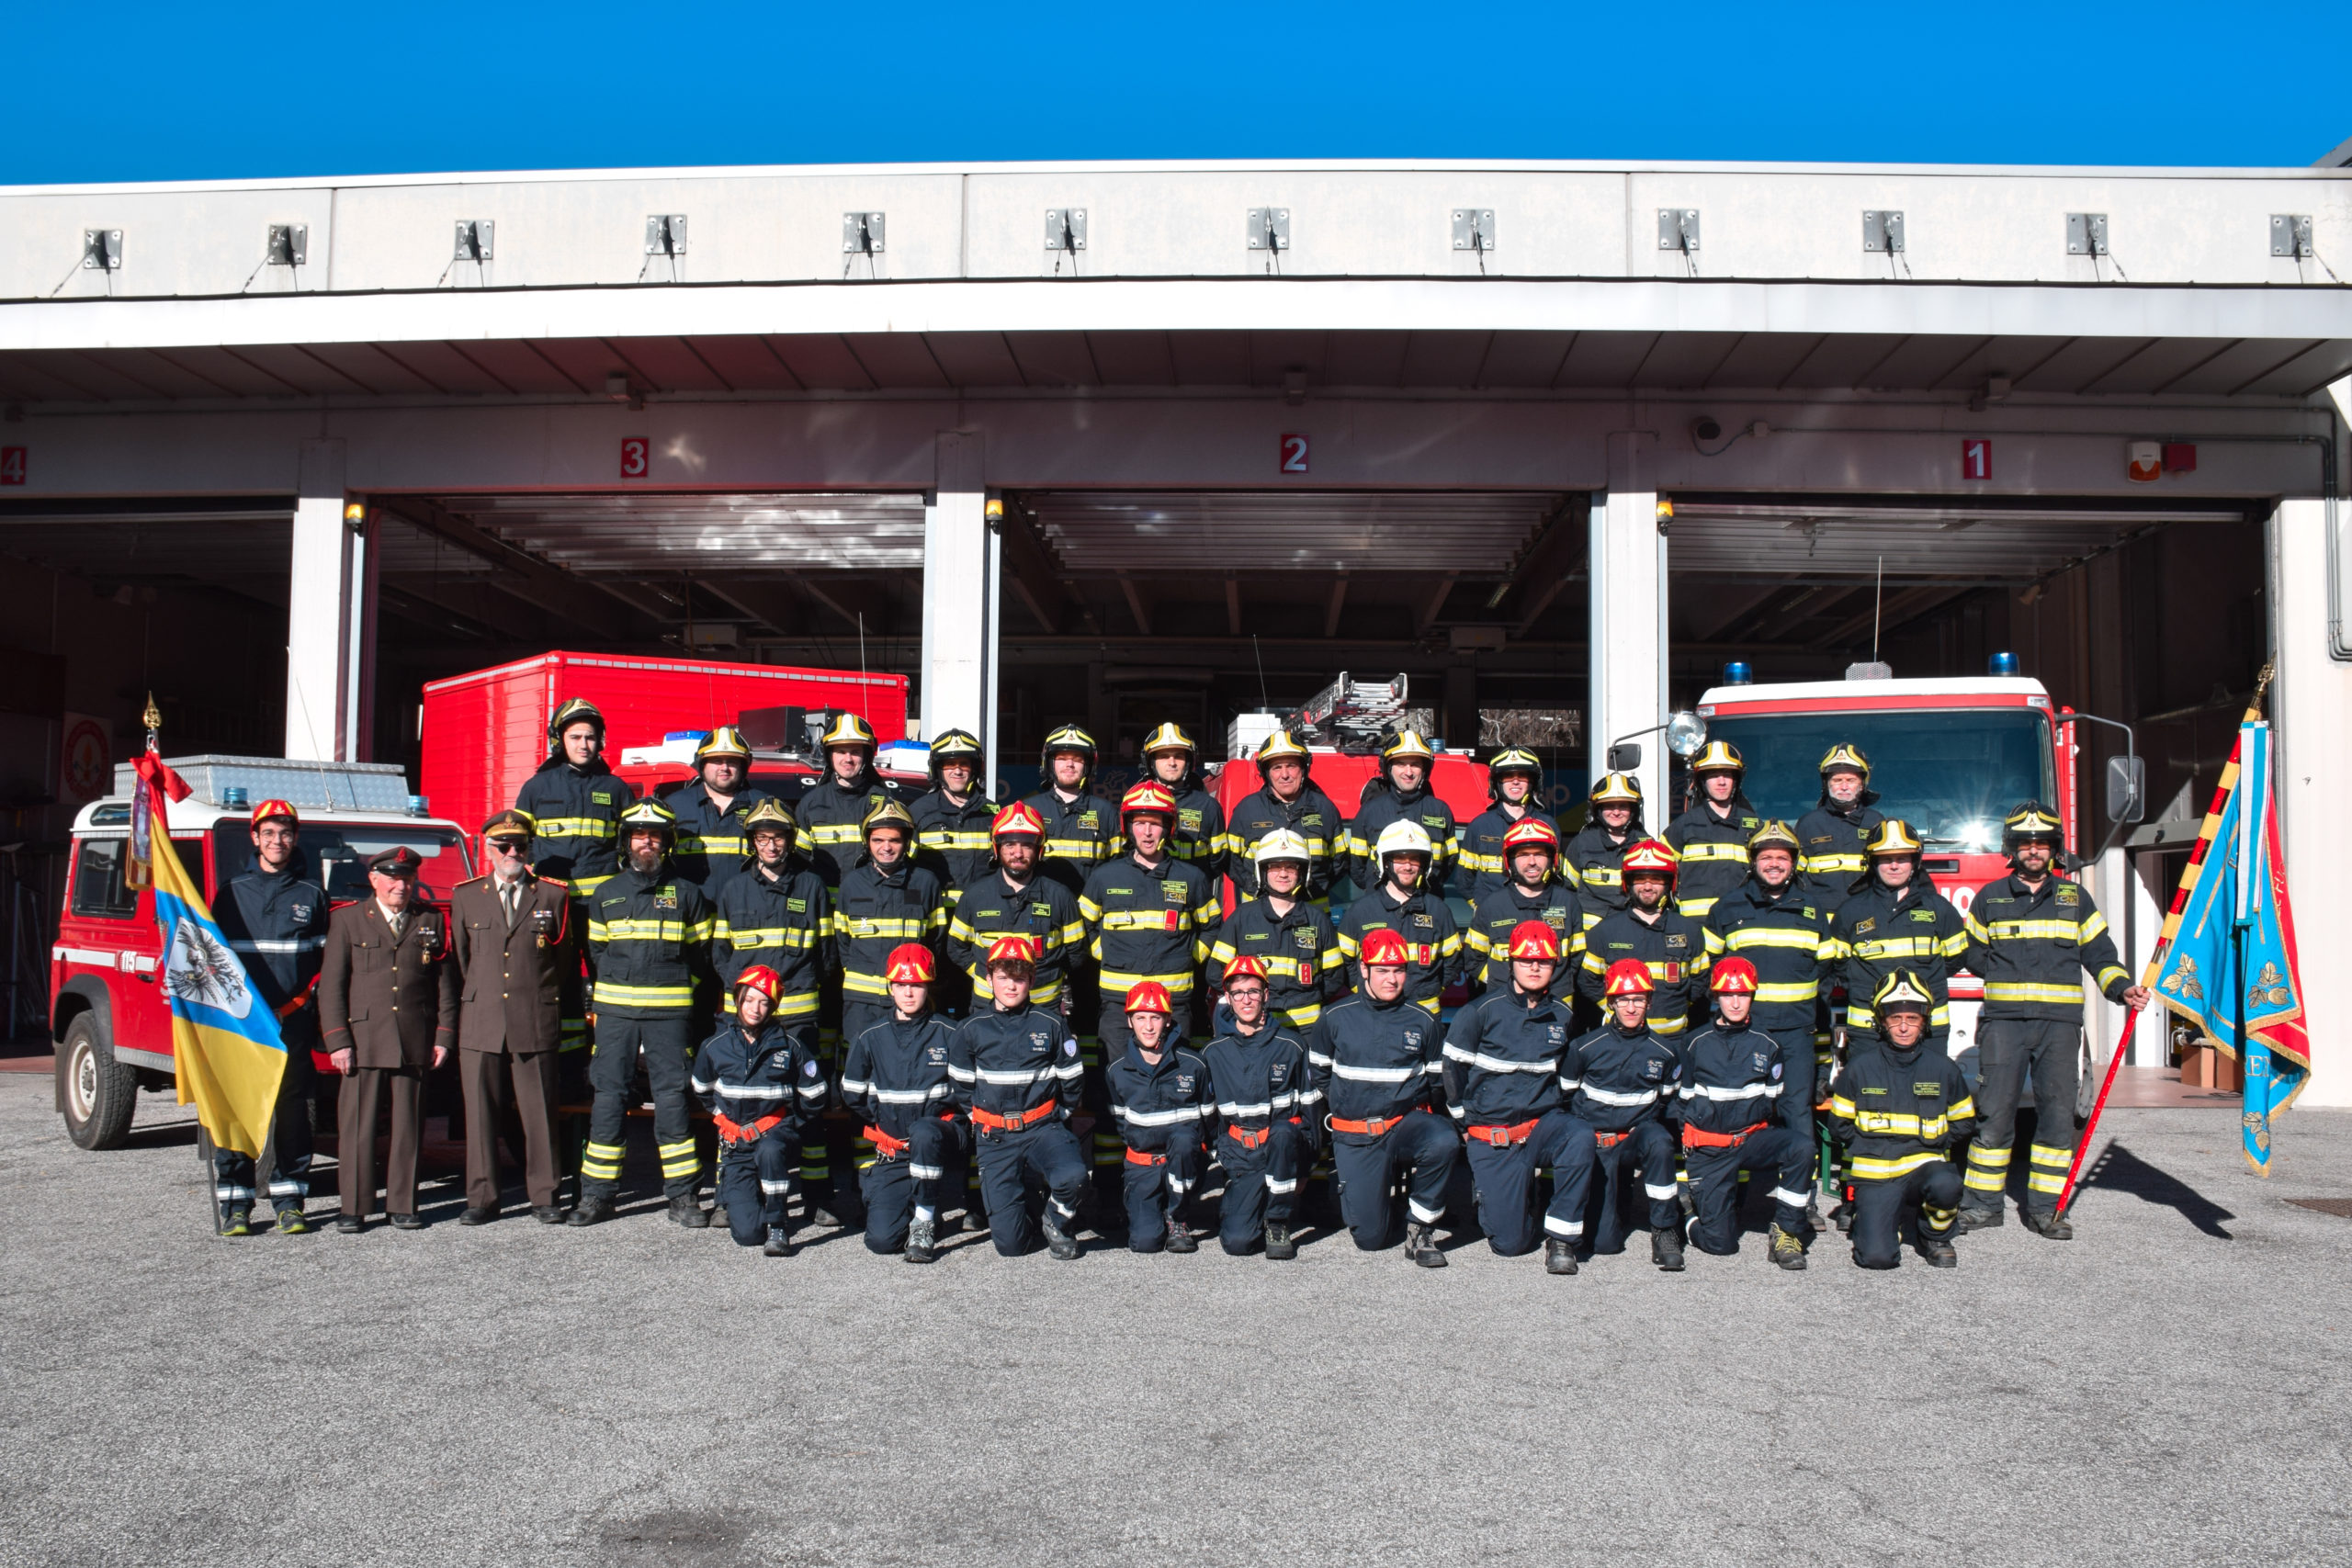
11 3 2347 183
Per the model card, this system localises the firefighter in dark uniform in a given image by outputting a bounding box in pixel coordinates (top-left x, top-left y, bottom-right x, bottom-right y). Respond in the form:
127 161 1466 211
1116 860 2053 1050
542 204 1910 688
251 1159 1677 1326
795 712 892 889
714 798 833 1209
1335 818 1463 1017
1344 730 1458 897
1565 772 1645 916
1834 818 1970 1052
1555 960 1683 1268
1105 981 1216 1254
1141 721 1227 885
1023 724 1119 897
451 808 575 1225
1304 926 1459 1266
514 696 630 904
1224 729 1348 908
1207 829 1345 1032
1796 743 1884 920
1459 748 1555 903
1577 839 1711 1036
1202 957 1319 1258
1830 971 1976 1269
949 935 1091 1259
210 798 329 1235
690 963 829 1256
1960 801 2146 1239
1464 818 1582 1001
571 798 718 1229
910 728 996 909
669 726 770 899
1663 740 1762 919
839 942 965 1262
1676 957 1813 1270
1705 820 1839 1229
1442 920 1595 1272
830 797 946 1226
947 801 1087 1014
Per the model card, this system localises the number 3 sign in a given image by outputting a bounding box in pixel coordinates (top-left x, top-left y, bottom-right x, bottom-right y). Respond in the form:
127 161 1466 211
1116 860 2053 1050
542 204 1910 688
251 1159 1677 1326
1278 433 1308 474
619 436 650 479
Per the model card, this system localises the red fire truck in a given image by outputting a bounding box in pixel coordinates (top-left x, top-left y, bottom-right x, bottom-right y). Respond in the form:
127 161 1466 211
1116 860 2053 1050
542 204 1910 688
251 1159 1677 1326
1691 661 2081 1064
51 757 474 1149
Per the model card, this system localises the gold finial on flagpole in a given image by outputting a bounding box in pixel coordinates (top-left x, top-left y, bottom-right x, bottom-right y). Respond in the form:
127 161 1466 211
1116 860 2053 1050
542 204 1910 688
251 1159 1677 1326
2250 660 2275 716
141 692 162 744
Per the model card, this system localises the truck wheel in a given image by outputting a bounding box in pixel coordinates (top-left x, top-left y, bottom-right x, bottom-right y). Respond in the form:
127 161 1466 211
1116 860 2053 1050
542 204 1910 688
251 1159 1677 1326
60 1015 138 1150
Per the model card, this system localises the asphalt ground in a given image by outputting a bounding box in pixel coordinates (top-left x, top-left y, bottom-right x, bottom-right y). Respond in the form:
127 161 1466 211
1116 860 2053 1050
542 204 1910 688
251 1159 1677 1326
3 1073 2349 1568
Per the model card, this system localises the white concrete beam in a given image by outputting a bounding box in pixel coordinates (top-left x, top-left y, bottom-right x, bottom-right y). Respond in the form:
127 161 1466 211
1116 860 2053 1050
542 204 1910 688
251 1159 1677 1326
1589 479 1667 813
2273 497 2351 1108
285 439 358 760
919 432 990 750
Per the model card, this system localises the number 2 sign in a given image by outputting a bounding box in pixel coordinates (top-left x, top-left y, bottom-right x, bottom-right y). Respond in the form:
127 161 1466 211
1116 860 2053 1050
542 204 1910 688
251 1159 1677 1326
1278 433 1309 474
619 436 650 479
1961 438 1992 481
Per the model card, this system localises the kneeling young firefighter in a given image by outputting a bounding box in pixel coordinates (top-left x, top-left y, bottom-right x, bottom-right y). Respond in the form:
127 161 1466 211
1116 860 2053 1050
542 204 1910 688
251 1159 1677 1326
1201 958 1319 1258
1106 982 1216 1254
1556 959 1682 1269
1830 971 1977 1270
840 943 966 1263
1677 957 1812 1270
1306 926 1460 1267
1442 920 1596 1274
691 965 829 1255
949 936 1091 1259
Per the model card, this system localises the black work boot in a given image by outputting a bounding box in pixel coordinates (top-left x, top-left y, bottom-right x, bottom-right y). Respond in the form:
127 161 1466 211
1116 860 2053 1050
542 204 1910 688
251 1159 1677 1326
1404 1221 1448 1268
1917 1227 1960 1268
1829 1198 1855 1234
1768 1222 1808 1270
1042 1211 1082 1260
762 1224 792 1257
668 1193 709 1228
1263 1221 1298 1260
1165 1215 1198 1254
2019 1206 2074 1241
565 1193 613 1227
1544 1239 1578 1276
808 1197 843 1229
903 1214 937 1264
1652 1224 1687 1271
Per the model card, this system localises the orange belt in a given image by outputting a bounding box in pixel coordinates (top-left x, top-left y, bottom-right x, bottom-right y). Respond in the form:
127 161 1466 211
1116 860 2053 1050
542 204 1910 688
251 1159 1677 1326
970 1101 1059 1134
715 1111 785 1145
1683 1120 1770 1150
864 1111 956 1159
1329 1105 1429 1137
1593 1127 1640 1149
1225 1114 1306 1151
1125 1148 1166 1167
1465 1118 1542 1148
276 976 320 1021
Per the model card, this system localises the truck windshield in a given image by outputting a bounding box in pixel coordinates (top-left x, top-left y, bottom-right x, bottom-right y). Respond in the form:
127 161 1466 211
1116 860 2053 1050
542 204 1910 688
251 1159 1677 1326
1702 707 2054 854
210 824 474 903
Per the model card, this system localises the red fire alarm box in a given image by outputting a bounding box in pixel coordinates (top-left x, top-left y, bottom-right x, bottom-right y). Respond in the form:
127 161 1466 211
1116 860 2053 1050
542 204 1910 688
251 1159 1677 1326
2161 443 2197 474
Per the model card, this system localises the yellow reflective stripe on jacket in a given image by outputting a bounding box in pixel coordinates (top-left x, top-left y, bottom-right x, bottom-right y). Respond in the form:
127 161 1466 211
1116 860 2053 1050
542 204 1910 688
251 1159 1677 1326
1676 897 1720 917
1849 1151 1951 1180
2079 912 2110 943
676 833 745 857
1722 925 1825 952
2093 964 2130 992
1581 867 1623 887
534 816 617 840
1098 968 1198 995
1851 935 1941 960
593 979 695 1009
920 829 993 851
831 915 935 940
1754 980 1820 1003
801 822 863 845
1982 981 2093 1005
1803 852 1865 874
719 925 820 952
1458 849 1504 875
1846 1111 1953 1139
770 991 821 1020
1043 838 1113 862
1094 908 1200 932
1976 919 2084 942
591 917 714 943
1677 842 1749 863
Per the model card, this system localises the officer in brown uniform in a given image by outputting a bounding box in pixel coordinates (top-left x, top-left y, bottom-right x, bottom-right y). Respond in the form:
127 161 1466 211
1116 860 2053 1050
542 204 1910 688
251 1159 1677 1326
320 846 459 1232
452 809 575 1225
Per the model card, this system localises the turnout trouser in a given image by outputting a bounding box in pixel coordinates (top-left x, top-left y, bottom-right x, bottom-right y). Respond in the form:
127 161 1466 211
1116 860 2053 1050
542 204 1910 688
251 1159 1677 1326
715 1120 800 1246
1331 1111 1460 1250
1561 1120 1679 1253
861 1116 967 1254
1464 1111 1596 1256
458 1047 560 1211
582 1014 698 1201
1851 1159 1963 1269
1121 1141 1204 1251
215 1034 316 1216
1216 1120 1311 1254
1967 1017 2081 1215
975 1120 1090 1257
1765 1024 1823 1202
336 1064 424 1218
1686 1126 1813 1255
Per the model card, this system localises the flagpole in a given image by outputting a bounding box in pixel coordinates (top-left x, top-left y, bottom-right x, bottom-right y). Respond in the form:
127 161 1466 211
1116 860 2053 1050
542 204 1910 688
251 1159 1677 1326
2056 667 2272 1215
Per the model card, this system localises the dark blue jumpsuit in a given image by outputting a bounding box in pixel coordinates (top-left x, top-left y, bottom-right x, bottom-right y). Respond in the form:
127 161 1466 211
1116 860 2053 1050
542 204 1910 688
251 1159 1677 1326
1305 987 1461 1250
1442 985 1594 1255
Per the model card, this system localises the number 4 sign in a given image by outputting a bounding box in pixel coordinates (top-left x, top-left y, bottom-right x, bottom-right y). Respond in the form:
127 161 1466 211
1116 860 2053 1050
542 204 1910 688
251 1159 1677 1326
0 446 25 486
1278 433 1308 474
1961 438 1992 481
619 436 650 479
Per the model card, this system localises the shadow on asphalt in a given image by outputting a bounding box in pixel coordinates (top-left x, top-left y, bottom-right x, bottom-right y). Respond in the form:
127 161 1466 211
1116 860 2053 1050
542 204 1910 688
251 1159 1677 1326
2078 1138 2236 1239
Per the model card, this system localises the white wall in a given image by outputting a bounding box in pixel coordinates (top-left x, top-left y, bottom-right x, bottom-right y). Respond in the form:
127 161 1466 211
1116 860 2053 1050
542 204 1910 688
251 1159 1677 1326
2272 492 2352 1107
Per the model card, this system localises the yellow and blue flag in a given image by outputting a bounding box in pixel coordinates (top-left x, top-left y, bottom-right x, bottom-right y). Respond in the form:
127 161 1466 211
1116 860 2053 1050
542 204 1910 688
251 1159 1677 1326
150 794 288 1157
2151 717 2310 1175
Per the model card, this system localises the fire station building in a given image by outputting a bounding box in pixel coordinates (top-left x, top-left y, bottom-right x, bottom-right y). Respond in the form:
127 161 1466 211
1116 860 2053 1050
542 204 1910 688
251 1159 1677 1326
0 156 2346 1100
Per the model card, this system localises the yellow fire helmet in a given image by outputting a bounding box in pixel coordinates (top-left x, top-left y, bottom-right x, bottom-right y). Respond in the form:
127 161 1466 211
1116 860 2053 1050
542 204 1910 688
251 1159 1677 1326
1589 772 1643 807
617 797 678 835
1140 722 1196 760
1254 729 1311 768
861 797 917 840
1380 729 1435 766
1817 742 1871 780
1040 724 1098 773
1871 970 1935 1017
547 696 605 744
743 798 797 840
1747 819 1803 855
2003 801 2064 847
695 725 752 763
928 728 982 768
1487 747 1543 797
1866 818 1926 858
820 712 879 752
1689 739 1745 775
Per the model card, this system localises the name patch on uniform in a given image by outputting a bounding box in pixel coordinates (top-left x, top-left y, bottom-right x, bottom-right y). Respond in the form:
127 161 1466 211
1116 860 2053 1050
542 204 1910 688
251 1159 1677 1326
1030 1031 1052 1050
787 898 808 913
1293 928 1317 951
1752 1053 1770 1071
1302 815 1324 828
1860 1086 1889 1097
653 889 678 910
1852 918 1878 935
1163 883 1189 905
1913 1082 1943 1097
2057 886 2080 905
1911 909 1938 923
1803 907 1817 920
1411 912 1434 929
593 792 614 805
1403 1030 1422 1047
1546 1024 1566 1044
291 904 313 922
1179 810 1203 829
1666 933 1689 950
1176 1075 1196 1093
927 1045 948 1064
1032 902 1055 918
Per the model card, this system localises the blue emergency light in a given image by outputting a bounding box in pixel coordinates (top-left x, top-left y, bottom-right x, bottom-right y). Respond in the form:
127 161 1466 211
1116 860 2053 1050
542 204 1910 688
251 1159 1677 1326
1988 651 2020 676
1721 660 1753 686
